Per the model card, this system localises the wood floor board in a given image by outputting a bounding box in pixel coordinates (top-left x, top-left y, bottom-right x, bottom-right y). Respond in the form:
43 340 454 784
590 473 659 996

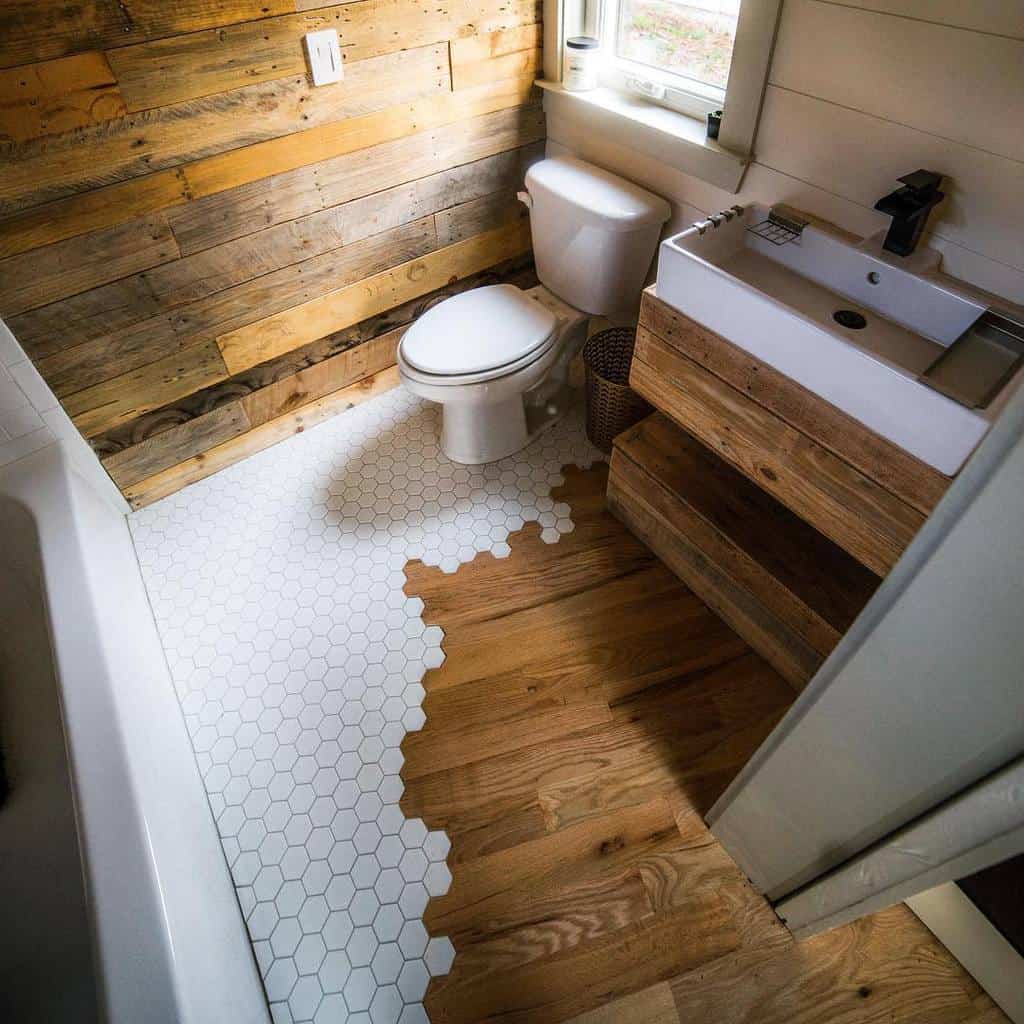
414 583 736 695
565 981 680 1024
669 905 983 1024
406 524 659 631
404 699 615 780
443 801 552 866
401 677 793 833
430 898 742 1024
425 798 677 937
399 460 1003 1024
607 651 796 734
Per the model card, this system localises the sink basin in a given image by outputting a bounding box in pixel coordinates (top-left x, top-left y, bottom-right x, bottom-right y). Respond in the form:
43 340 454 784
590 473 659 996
654 204 1014 475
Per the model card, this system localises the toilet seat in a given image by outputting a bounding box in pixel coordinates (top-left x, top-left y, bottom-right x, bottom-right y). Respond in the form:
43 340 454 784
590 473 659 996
398 333 560 388
399 284 558 383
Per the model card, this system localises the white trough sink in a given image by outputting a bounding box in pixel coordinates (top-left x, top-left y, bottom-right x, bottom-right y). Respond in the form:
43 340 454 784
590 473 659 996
654 204 1019 476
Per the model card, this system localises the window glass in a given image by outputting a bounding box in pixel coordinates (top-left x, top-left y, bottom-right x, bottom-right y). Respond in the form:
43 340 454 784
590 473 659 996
614 0 740 91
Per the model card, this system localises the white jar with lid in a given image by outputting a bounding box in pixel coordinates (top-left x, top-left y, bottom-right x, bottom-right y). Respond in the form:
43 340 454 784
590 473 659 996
562 36 600 92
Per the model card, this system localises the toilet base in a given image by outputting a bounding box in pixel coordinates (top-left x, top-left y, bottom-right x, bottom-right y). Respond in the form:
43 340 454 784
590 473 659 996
440 397 529 464
439 380 580 465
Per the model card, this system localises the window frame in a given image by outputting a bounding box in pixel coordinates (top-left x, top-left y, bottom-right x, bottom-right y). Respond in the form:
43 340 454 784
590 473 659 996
591 0 731 122
544 0 781 168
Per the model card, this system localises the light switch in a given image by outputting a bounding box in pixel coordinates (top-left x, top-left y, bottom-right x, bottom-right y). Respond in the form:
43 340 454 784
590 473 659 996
305 29 343 86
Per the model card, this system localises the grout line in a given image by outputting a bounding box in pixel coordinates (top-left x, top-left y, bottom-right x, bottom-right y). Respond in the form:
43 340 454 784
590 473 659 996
446 40 456 92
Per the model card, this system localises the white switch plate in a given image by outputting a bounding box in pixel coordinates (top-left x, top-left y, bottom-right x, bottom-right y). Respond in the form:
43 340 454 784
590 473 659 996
305 29 343 86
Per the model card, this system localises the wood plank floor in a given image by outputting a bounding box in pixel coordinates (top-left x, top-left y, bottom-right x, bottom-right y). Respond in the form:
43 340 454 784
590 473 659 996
399 462 1005 1024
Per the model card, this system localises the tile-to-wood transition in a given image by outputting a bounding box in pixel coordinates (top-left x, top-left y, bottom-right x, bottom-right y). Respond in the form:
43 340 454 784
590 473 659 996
0 1 546 503
400 462 1006 1024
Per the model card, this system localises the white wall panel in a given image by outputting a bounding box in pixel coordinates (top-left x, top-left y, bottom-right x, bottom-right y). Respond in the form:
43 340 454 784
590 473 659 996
756 86 1024 272
817 0 1024 39
771 0 1024 163
548 0 1024 305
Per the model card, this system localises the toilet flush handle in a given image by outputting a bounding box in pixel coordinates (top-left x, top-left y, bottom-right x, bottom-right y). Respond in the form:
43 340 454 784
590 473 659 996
516 190 533 209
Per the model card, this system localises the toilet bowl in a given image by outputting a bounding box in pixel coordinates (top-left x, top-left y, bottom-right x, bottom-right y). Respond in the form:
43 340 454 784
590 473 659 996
398 156 670 464
399 284 588 464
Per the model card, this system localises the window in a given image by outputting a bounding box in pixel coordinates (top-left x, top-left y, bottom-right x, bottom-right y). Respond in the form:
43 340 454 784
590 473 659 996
597 0 741 119
541 0 779 189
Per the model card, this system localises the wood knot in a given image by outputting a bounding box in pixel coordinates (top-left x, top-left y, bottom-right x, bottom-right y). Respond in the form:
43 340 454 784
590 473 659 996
598 836 626 856
760 466 778 482
857 986 872 999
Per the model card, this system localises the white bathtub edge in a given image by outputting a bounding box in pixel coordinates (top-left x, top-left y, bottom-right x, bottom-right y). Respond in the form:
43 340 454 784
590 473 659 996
1 445 269 1024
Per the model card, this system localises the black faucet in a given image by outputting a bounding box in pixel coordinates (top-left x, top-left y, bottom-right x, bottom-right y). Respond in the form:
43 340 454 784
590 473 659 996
874 170 944 257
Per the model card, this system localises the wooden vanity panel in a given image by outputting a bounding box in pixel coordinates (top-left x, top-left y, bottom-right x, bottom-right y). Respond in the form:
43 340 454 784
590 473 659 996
609 414 881 690
631 321 930 577
615 287 945 680
630 284 950 581
614 414 880 646
638 290 952 516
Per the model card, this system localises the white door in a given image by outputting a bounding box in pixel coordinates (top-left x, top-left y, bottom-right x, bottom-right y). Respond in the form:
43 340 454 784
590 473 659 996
707 377 1024 923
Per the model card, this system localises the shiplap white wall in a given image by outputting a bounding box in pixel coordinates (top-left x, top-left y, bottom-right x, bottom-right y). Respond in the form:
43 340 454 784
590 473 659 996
0 317 126 510
548 0 1024 304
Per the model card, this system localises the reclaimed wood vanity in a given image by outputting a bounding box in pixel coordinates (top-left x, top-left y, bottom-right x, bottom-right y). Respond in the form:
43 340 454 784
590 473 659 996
608 288 957 690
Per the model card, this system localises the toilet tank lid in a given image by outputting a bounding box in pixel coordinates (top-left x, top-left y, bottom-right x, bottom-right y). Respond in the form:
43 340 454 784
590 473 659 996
525 157 671 232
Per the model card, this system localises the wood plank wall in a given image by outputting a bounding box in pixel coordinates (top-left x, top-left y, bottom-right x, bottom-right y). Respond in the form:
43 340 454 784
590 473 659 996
0 1 545 505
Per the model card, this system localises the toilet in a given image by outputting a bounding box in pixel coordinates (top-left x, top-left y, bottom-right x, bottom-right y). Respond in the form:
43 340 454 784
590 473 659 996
398 156 671 464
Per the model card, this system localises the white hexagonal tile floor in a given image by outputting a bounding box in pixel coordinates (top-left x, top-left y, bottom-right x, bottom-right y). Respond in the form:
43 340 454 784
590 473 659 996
129 388 599 1023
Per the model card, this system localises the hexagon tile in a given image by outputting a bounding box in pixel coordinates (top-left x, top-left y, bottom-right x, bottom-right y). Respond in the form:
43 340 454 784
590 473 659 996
129 388 600 1022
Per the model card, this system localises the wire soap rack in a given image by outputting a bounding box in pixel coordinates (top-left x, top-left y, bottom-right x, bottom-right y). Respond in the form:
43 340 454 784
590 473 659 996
746 204 810 246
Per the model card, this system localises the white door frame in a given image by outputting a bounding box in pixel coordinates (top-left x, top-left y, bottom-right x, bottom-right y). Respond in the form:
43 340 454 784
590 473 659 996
776 755 1024 937
908 882 1024 1023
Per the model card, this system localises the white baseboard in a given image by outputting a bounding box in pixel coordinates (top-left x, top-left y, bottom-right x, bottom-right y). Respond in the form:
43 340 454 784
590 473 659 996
907 882 1024 1023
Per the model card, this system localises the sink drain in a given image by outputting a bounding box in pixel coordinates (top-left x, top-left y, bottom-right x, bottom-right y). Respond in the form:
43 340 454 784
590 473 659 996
834 309 867 329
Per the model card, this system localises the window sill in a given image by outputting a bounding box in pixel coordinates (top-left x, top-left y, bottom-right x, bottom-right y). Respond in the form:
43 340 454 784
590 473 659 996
536 80 748 194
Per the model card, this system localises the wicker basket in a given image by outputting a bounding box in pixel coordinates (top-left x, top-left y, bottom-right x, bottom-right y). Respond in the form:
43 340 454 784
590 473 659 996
582 327 653 454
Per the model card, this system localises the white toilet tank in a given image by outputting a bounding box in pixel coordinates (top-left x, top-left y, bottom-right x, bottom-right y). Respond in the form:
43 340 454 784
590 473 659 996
524 156 671 316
